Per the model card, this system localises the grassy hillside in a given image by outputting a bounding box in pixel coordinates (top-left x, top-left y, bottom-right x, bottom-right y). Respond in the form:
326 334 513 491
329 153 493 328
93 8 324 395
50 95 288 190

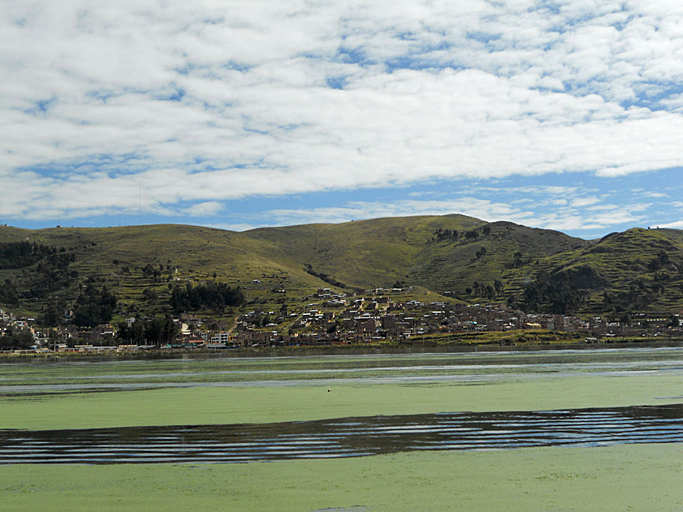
246 215 589 293
0 224 333 322
1 217 683 322
536 228 683 315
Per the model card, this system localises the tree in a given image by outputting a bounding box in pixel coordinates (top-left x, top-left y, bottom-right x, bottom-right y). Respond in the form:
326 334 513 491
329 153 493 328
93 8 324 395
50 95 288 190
142 288 158 304
0 329 34 350
648 250 670 271
513 252 523 268
0 279 19 306
170 282 244 314
42 303 63 326
48 330 60 351
0 241 55 269
521 270 585 315
73 285 118 327
116 316 179 346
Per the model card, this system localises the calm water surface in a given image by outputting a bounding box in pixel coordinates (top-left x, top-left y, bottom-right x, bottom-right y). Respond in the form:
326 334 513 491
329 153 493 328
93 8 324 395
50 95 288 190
1 346 682 394
1 404 681 464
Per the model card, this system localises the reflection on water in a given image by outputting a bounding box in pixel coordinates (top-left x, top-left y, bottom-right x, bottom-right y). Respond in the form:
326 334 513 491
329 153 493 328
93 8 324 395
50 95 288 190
1 404 681 464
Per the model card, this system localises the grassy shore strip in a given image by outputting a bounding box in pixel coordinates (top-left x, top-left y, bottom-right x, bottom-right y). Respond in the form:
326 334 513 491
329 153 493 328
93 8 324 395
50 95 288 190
1 443 682 512
2 373 682 431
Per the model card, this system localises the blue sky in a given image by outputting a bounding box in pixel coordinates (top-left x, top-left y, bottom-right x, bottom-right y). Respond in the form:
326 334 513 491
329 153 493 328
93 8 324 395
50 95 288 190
2 0 683 239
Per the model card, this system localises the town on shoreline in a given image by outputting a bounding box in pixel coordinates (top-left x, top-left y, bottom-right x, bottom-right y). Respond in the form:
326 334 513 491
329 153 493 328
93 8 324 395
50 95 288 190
2 287 682 355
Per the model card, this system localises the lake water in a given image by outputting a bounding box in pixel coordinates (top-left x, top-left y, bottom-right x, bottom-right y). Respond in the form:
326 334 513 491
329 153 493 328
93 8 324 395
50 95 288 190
1 346 683 394
2 346 682 465
1 404 681 464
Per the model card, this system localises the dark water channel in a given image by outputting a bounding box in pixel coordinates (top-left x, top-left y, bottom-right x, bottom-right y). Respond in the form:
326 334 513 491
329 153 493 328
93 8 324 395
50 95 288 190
1 404 681 464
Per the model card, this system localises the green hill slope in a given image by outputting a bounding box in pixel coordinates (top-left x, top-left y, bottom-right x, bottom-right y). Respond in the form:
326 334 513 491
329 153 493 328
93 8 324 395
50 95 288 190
246 215 589 292
1 217 682 323
0 224 332 320
534 228 683 315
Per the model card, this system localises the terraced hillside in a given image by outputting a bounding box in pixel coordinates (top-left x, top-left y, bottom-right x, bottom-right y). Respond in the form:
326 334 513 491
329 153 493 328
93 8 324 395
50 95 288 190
246 215 589 292
0 224 329 321
1 217 683 322
535 228 683 315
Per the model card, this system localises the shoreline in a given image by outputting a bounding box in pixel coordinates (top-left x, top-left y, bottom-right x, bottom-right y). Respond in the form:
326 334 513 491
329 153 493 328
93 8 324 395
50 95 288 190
2 338 682 362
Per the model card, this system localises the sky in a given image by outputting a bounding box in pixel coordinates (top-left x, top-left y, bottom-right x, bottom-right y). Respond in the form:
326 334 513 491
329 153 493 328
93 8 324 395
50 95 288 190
2 0 683 239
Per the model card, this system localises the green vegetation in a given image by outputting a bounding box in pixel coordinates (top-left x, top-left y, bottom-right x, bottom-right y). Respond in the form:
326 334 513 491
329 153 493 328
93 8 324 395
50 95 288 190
0 327 33 349
169 281 244 314
1 349 682 511
3 372 682 430
0 278 18 306
0 241 59 269
2 444 682 512
72 284 118 327
1 217 683 324
1 350 682 430
115 316 178 345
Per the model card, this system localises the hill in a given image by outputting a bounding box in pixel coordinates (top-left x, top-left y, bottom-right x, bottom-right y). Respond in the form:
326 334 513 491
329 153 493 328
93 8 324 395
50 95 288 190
245 215 589 292
1 216 682 325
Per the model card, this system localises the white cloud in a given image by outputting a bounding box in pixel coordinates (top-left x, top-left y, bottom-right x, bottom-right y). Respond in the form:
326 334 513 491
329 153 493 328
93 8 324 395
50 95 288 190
571 196 601 208
2 0 683 223
185 201 223 217
658 220 683 229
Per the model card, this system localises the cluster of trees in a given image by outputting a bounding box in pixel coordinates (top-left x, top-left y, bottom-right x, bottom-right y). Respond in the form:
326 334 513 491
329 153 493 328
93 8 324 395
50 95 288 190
434 228 461 241
29 252 77 299
433 226 490 243
304 264 346 289
73 284 118 327
116 316 178 345
170 282 244 314
602 273 677 314
0 327 34 350
41 299 67 327
0 279 18 306
521 271 585 314
142 263 165 281
648 250 671 271
652 272 671 294
466 279 504 299
512 251 527 268
0 242 64 270
0 242 77 306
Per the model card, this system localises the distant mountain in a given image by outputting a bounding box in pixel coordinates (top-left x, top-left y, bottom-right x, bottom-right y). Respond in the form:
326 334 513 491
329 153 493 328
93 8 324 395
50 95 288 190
1 216 682 324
